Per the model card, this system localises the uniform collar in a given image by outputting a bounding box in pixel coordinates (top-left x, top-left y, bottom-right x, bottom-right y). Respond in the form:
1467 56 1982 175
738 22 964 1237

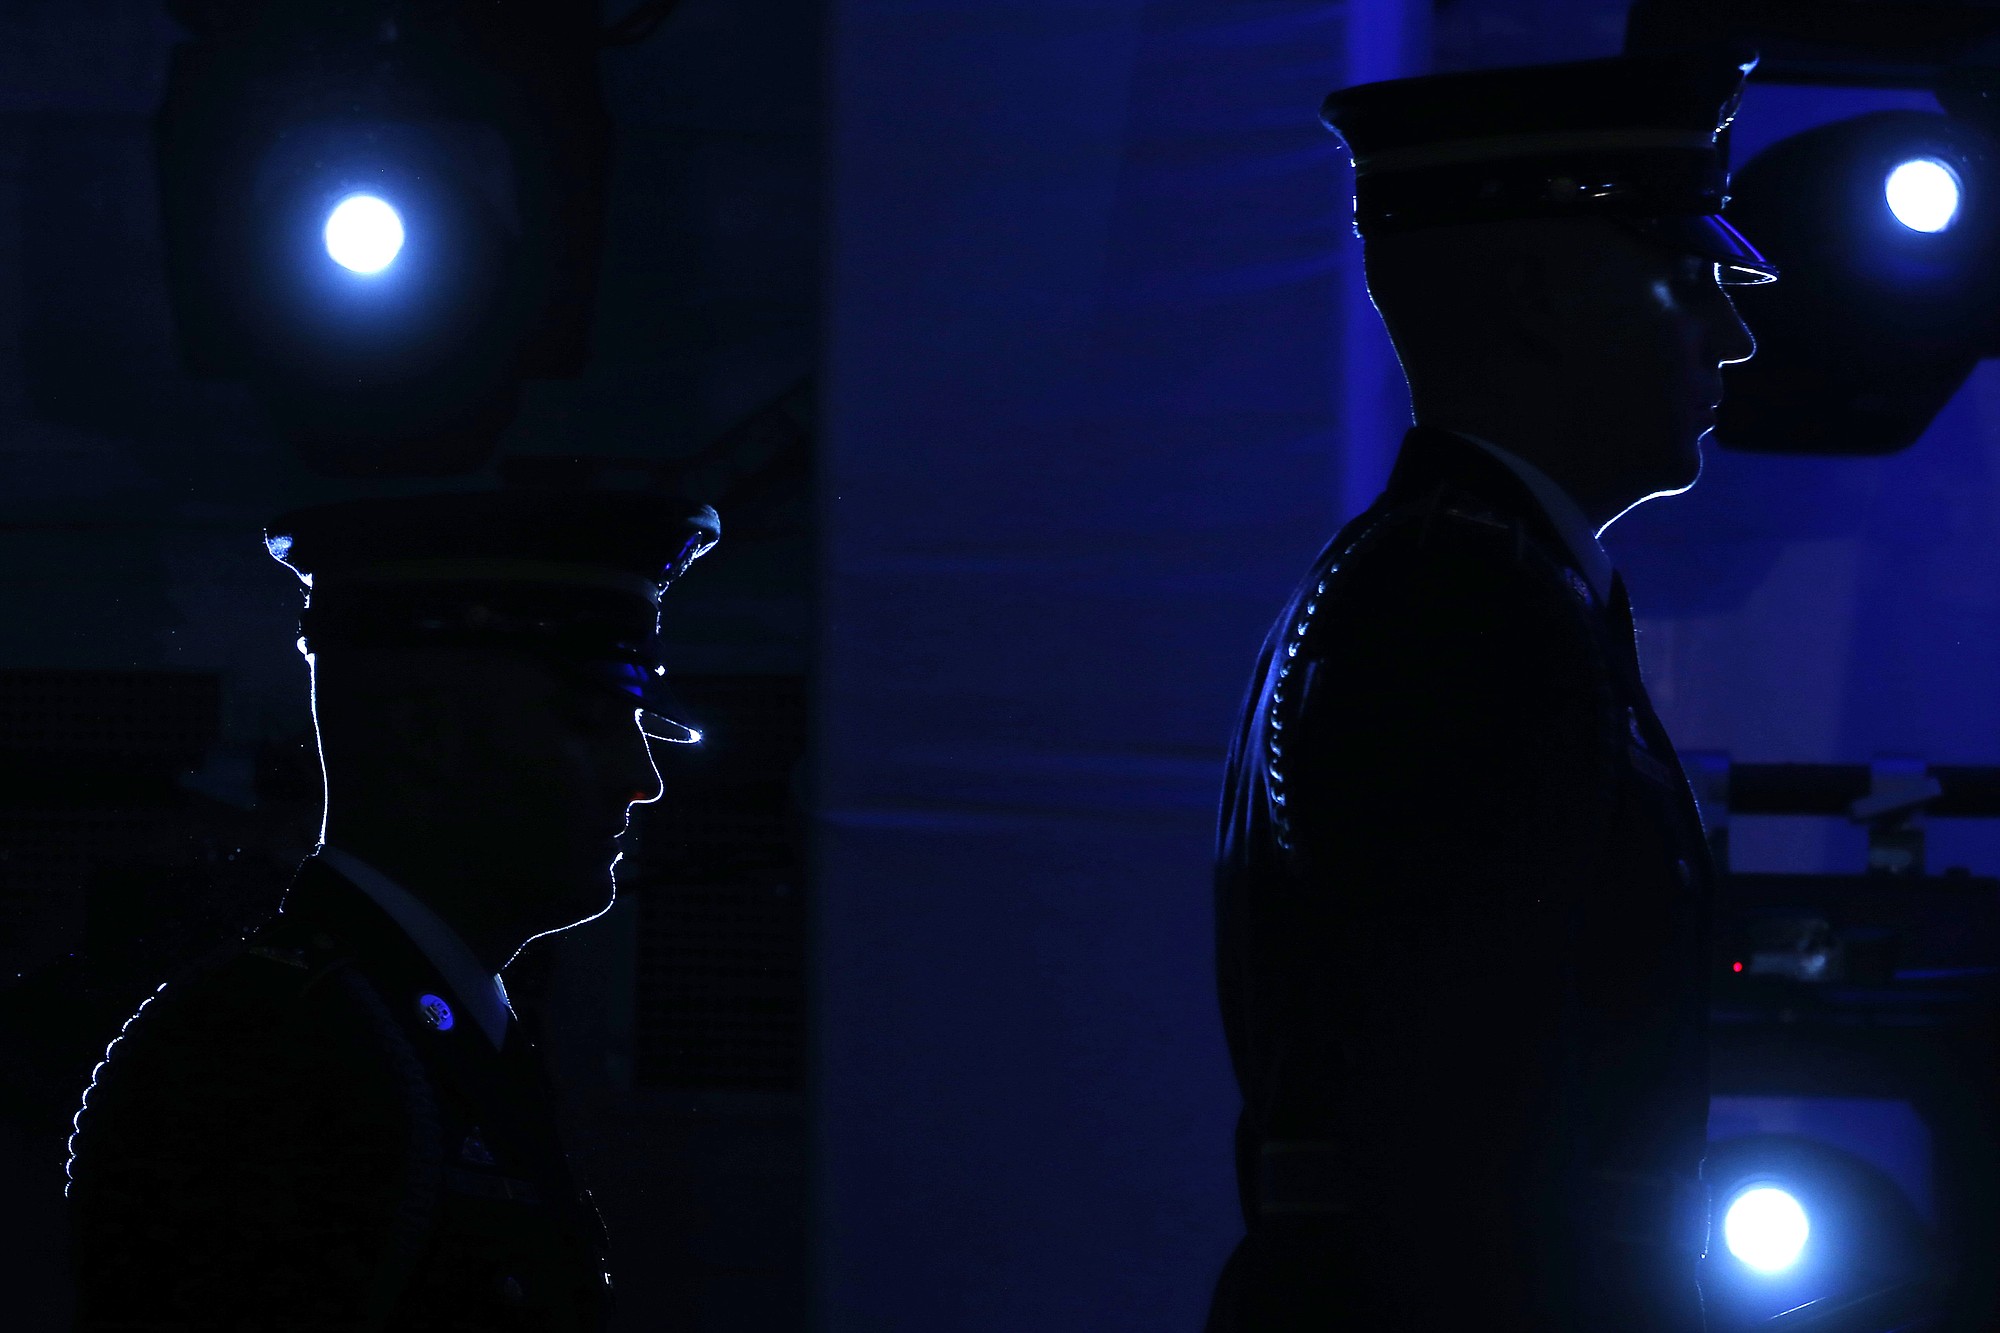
315 846 515 1051
1458 435 1616 606
1382 426 1616 606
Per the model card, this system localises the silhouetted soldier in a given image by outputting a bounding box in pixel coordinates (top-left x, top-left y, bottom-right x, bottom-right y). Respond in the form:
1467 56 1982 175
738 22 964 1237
67 489 717 1330
1207 48 1775 1331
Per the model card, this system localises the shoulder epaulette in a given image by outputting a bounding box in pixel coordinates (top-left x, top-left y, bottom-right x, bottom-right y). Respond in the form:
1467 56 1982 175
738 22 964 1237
1339 482 1598 622
1440 502 1510 532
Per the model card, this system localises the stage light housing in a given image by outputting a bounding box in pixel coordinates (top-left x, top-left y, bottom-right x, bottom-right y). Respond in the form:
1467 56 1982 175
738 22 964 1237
1716 110 2000 456
156 3 611 476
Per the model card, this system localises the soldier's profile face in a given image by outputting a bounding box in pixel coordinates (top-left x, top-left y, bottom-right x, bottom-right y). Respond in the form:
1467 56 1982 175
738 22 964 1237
1363 216 1757 518
311 644 666 960
492 662 664 931
1558 228 1755 499
356 650 662 939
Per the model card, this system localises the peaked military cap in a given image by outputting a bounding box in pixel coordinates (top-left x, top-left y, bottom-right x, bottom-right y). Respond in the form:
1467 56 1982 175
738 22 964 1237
265 489 719 719
1321 45 1777 283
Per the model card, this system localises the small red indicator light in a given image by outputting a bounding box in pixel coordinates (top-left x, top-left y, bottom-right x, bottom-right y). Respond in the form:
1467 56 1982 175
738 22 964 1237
1732 961 1744 973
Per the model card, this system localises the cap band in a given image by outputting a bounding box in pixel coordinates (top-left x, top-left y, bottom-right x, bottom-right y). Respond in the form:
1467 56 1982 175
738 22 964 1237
1355 129 1716 175
322 558 664 606
301 579 661 666
1355 147 1727 234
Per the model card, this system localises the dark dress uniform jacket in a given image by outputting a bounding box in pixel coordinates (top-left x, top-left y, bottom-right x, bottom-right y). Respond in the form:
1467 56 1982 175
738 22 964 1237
67 856 613 1331
1207 427 1715 1332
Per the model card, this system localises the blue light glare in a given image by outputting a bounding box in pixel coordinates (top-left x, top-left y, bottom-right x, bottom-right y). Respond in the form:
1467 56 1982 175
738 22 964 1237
324 194 406 273
1885 158 1961 233
1724 1186 1810 1273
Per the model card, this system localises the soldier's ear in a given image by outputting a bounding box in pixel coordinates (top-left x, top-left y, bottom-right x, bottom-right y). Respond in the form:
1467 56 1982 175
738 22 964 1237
1501 244 1563 368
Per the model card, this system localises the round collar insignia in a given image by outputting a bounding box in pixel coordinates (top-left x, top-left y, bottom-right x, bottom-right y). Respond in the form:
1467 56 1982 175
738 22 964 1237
417 993 455 1031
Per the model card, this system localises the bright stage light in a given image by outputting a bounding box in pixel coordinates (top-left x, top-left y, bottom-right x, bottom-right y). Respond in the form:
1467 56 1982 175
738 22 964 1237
1885 158 1962 233
1724 1186 1811 1274
323 194 405 274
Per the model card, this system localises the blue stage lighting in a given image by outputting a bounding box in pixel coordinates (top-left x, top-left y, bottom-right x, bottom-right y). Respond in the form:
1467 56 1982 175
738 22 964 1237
1885 158 1962 233
323 194 405 275
1713 109 2000 455
1725 1185 1811 1274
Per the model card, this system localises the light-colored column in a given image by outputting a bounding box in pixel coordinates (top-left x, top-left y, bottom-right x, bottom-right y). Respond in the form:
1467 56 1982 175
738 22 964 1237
818 3 1349 1328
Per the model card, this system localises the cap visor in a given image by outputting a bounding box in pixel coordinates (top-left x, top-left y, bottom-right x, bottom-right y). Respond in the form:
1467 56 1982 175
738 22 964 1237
1622 214 1778 284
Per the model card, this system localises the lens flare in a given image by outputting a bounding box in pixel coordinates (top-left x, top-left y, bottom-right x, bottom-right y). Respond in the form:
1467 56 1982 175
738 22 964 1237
323 194 406 273
1724 1186 1810 1274
1885 158 1961 233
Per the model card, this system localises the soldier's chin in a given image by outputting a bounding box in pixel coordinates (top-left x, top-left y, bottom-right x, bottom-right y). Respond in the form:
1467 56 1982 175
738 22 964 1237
522 864 614 933
1658 427 1706 495
530 897 615 944
567 862 620 920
